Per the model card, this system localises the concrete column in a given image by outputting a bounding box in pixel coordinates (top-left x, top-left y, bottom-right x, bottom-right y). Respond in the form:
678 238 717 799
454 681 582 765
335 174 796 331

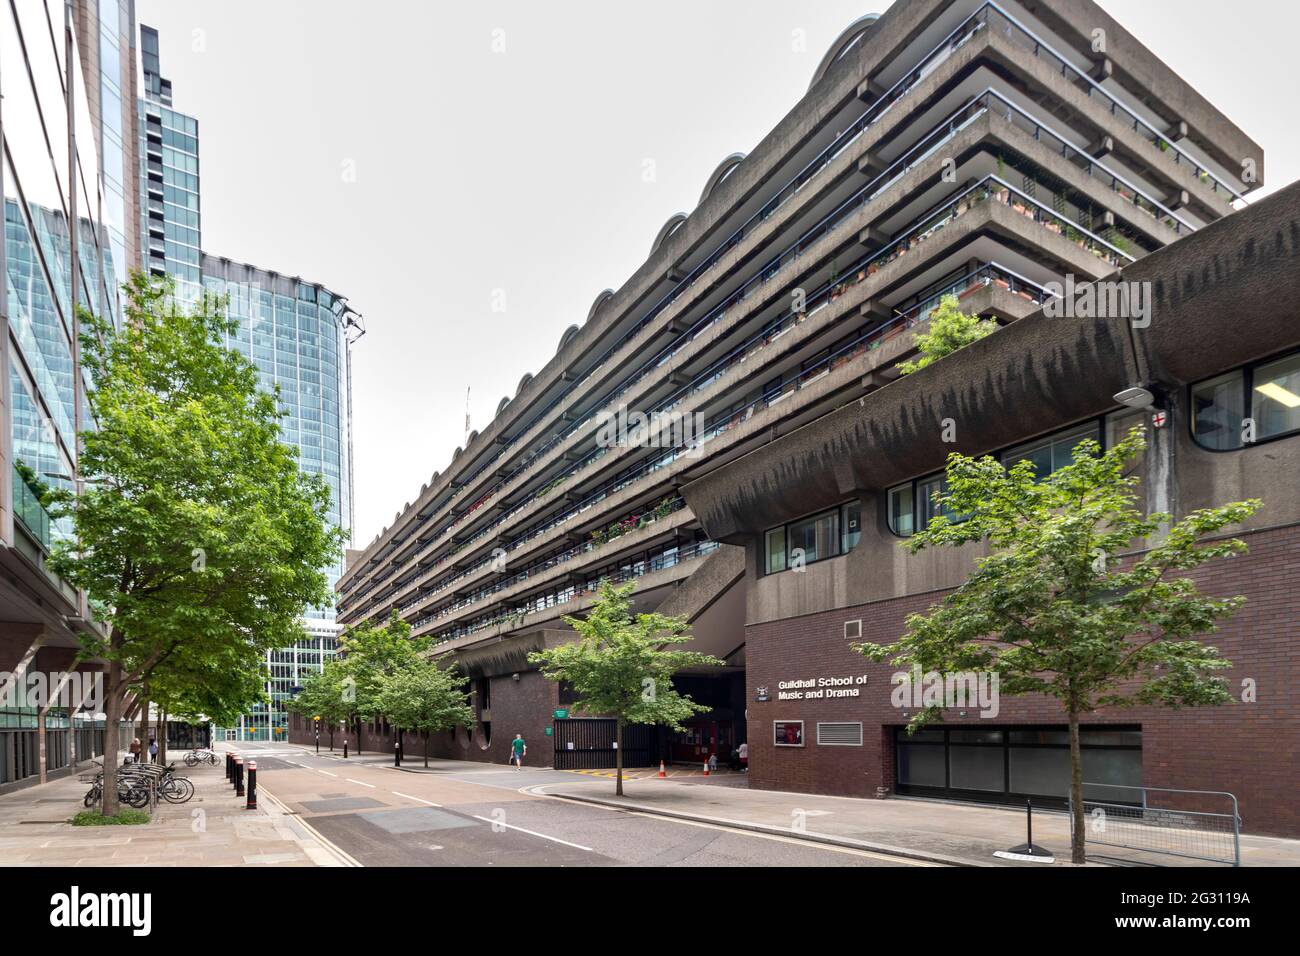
0 625 46 703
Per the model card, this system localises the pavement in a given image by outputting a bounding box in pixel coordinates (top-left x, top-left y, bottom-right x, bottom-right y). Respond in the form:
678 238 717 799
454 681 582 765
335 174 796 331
533 775 1300 867
0 751 351 867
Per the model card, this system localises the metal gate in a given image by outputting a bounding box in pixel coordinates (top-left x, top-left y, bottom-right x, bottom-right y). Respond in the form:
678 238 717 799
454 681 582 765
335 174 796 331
1071 784 1242 866
552 718 658 770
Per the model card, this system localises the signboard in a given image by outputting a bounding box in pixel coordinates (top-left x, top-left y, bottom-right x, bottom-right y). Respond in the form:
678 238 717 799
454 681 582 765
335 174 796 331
774 673 869 701
553 709 569 719
544 727 553 736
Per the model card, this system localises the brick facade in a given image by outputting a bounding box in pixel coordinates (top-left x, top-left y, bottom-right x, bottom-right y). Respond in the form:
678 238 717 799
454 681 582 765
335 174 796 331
744 523 1300 837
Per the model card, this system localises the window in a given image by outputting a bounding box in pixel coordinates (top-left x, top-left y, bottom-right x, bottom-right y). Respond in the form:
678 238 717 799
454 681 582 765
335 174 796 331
1002 423 1099 477
1191 348 1300 450
765 527 787 573
763 501 861 573
773 720 805 747
888 484 914 536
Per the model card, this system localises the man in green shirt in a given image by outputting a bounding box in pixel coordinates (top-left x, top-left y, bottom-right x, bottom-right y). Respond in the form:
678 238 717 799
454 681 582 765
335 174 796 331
511 734 527 770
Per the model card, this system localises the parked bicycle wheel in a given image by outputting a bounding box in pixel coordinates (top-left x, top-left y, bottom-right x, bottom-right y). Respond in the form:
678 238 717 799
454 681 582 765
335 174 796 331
160 777 194 804
184 753 200 767
122 784 150 809
83 786 101 808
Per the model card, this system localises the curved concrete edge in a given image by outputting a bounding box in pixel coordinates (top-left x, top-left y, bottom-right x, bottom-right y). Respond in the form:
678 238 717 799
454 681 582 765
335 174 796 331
533 785 989 867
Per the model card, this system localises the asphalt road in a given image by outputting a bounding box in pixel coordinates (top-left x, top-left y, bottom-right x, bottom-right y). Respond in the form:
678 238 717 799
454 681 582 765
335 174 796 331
237 743 931 867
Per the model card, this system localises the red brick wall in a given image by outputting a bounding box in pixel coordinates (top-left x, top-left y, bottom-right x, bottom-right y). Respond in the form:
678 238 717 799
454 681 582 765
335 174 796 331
744 523 1300 837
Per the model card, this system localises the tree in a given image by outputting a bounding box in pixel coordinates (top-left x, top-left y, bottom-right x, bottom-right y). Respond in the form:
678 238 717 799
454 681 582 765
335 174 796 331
374 661 475 766
529 580 724 795
288 660 353 750
896 294 998 375
333 611 429 754
856 426 1260 863
48 274 346 815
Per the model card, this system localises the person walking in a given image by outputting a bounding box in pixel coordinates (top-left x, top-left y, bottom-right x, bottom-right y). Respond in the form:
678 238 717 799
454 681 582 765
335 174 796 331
738 740 749 772
129 737 141 764
510 734 527 770
148 737 159 764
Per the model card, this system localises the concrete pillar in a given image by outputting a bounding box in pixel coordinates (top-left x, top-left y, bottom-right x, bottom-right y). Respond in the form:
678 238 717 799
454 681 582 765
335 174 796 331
0 625 46 704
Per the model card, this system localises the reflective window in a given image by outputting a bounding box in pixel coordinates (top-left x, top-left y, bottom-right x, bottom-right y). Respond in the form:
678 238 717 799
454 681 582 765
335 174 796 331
1002 422 1100 478
1192 372 1245 450
1191 349 1300 450
1254 353 1300 440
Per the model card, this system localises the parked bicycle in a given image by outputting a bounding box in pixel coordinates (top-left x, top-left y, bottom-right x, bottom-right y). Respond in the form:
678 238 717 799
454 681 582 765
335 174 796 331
183 748 219 767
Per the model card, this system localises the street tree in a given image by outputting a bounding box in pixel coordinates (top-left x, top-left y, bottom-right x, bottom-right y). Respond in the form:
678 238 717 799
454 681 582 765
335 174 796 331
374 660 475 766
529 580 724 795
896 294 998 375
288 661 353 750
334 611 429 754
855 425 1259 863
49 274 345 815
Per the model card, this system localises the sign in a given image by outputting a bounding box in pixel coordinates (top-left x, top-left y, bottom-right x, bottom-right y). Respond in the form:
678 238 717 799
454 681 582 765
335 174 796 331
544 727 553 736
775 673 870 701
553 709 569 719
755 686 770 702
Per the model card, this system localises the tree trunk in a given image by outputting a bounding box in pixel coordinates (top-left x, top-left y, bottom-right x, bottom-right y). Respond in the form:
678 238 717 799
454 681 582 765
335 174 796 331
355 718 362 755
424 730 429 768
1068 706 1086 865
615 719 624 797
328 728 334 751
158 710 167 766
101 663 124 817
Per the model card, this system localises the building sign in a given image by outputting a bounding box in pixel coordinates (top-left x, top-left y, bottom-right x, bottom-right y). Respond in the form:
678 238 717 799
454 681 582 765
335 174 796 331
554 709 569 719
774 674 869 701
755 686 770 702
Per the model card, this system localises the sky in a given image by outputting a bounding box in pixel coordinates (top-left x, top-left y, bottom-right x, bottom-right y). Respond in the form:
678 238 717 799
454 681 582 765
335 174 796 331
136 0 1300 550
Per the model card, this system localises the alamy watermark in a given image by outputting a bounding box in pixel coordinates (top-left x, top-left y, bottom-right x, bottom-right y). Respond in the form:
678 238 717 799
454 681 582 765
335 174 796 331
1043 275 1151 328
596 405 705 458
891 665 1000 718
0 670 103 713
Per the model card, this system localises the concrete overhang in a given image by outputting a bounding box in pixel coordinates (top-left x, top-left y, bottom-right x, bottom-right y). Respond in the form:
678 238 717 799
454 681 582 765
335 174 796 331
683 180 1300 542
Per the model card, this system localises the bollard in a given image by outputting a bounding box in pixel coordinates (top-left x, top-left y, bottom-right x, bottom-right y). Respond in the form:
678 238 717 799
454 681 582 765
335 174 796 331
315 733 320 755
394 737 401 767
225 752 233 782
245 761 258 810
235 757 245 797
343 740 349 759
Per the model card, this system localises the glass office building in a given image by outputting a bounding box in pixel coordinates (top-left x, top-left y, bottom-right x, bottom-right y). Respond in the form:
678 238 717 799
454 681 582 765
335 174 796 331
138 25 200 299
200 256 361 742
2 0 139 791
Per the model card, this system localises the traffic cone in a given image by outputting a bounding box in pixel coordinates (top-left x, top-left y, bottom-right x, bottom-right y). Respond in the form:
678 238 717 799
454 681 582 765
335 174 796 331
658 760 666 778
702 759 709 777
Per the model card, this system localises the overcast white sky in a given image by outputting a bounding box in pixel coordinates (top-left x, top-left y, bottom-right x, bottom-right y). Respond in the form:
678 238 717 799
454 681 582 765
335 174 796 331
136 0 1300 549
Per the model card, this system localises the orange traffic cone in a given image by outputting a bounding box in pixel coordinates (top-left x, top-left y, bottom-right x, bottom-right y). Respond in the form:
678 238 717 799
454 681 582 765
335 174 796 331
658 760 666 778
702 759 710 777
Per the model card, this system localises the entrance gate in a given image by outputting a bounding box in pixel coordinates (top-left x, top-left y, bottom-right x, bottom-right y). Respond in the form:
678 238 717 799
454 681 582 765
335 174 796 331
552 718 658 770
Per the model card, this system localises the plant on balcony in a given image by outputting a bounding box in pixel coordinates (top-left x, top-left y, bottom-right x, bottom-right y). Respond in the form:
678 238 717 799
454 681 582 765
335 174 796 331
896 294 998 376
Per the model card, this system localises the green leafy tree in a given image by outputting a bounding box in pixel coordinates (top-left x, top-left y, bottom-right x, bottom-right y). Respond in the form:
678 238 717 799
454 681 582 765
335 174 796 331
48 274 346 814
375 661 475 766
529 580 724 795
896 295 998 375
856 426 1259 863
334 611 429 753
288 660 353 750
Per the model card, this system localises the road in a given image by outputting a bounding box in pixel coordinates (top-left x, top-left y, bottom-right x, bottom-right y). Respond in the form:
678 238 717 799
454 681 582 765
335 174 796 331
235 743 934 867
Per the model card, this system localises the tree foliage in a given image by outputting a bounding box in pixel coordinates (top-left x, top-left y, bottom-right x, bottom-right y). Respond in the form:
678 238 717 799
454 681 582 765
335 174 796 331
375 661 475 766
896 295 998 375
856 425 1259 861
529 580 723 794
49 273 346 811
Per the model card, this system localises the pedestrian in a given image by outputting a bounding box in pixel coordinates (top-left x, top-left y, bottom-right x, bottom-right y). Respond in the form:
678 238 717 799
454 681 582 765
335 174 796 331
129 737 141 764
738 740 748 772
510 733 527 770
148 738 159 764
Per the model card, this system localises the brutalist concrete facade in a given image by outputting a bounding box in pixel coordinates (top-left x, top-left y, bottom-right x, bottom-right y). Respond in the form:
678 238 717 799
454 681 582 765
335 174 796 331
682 180 1300 837
322 0 1264 772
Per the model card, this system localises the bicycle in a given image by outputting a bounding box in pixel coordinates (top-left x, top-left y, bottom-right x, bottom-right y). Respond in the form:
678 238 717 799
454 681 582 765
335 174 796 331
81 771 150 809
183 748 219 767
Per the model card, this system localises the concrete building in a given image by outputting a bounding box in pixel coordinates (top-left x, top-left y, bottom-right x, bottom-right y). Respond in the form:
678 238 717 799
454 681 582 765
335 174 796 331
1 0 142 792
319 0 1281 825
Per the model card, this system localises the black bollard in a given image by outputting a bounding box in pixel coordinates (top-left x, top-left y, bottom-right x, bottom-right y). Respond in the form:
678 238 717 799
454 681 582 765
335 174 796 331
315 733 320 755
225 752 233 782
343 739 348 759
394 737 401 767
235 757 245 797
245 761 257 810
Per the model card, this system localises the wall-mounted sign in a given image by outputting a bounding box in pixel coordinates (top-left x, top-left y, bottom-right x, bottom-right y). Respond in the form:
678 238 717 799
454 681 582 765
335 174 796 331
775 674 869 701
774 720 805 747
544 727 553 736
554 709 569 719
755 686 770 702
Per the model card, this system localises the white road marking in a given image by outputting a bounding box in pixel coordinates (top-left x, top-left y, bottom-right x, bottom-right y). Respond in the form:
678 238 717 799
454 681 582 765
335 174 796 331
470 815 593 852
392 791 442 807
346 778 376 788
318 770 337 777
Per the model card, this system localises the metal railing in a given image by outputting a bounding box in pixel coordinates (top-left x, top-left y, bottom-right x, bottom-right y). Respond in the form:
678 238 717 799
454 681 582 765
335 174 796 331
346 0 1231 605
1071 784 1242 866
12 464 52 551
